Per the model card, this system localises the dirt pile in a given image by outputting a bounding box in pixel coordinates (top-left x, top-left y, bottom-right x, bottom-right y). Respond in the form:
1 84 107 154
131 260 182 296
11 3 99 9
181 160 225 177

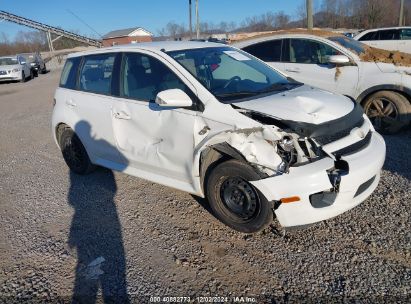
360 46 411 67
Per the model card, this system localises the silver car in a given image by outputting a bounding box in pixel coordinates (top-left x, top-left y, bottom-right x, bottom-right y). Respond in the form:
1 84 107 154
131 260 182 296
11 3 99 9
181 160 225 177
0 55 33 82
19 52 47 76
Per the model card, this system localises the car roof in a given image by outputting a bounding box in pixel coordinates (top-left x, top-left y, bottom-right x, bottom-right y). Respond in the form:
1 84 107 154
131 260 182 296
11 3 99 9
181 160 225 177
233 33 336 48
357 26 411 35
68 41 227 58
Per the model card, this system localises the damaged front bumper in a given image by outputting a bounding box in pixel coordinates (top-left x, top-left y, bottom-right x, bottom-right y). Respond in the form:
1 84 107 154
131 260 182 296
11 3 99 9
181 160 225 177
250 131 386 227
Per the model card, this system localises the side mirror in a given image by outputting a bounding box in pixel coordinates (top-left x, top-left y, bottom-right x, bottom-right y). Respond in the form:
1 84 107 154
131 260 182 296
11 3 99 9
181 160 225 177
327 55 350 64
155 89 193 107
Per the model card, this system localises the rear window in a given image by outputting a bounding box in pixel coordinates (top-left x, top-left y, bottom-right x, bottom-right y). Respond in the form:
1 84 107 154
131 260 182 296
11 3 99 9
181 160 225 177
243 40 282 62
79 54 115 94
401 29 411 40
60 57 81 89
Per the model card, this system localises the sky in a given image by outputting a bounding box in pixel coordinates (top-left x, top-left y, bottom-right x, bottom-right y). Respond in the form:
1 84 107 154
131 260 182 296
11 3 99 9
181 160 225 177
0 0 312 40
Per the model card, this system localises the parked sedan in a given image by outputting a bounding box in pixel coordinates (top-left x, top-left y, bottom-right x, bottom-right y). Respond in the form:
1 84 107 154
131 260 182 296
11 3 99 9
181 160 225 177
354 27 411 54
19 52 47 77
0 55 33 82
236 34 411 134
52 42 385 233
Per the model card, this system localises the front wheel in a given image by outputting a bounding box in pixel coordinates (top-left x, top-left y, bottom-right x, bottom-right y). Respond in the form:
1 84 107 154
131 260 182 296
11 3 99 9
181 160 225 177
206 159 272 233
20 71 26 83
363 91 410 134
59 127 95 175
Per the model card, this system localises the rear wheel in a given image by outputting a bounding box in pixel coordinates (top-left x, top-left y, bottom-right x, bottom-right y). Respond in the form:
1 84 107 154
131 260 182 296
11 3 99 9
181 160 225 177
59 127 95 175
363 91 410 134
206 159 272 233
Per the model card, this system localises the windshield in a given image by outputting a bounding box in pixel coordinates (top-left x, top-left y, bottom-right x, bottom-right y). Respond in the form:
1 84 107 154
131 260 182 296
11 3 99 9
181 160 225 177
20 54 36 63
0 57 18 66
167 47 302 103
328 36 365 55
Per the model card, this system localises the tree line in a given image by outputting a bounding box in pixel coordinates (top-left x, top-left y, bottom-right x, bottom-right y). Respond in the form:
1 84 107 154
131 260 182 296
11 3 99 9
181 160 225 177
0 0 410 55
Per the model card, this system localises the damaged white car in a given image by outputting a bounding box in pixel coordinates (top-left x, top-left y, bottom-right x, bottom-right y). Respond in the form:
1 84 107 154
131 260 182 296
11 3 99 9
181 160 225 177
52 42 386 233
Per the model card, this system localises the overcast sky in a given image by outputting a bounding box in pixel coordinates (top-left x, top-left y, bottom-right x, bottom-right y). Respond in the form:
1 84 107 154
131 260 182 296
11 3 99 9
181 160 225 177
0 0 320 39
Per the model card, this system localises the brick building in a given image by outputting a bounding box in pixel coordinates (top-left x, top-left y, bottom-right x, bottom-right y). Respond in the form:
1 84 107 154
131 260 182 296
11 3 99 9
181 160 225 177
102 27 153 47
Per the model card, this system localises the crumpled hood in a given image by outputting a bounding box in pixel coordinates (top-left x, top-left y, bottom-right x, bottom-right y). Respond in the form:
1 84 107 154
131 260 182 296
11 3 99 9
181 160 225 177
236 85 354 125
375 62 411 74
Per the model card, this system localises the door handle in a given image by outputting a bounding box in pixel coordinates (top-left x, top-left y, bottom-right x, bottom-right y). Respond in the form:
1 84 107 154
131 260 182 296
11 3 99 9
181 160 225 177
285 68 300 73
65 100 76 107
113 111 131 120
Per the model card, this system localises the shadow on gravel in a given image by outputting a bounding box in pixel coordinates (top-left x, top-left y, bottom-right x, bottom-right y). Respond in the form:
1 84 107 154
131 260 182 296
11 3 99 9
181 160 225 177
382 128 411 181
67 121 129 303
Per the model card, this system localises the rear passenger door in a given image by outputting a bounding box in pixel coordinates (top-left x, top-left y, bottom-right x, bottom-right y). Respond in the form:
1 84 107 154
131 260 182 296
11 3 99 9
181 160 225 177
68 53 124 164
242 39 285 72
110 51 200 188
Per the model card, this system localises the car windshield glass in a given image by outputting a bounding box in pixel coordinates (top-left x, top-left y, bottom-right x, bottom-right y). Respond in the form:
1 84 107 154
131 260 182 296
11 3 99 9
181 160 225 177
167 46 302 103
0 57 18 65
21 54 36 63
328 36 365 55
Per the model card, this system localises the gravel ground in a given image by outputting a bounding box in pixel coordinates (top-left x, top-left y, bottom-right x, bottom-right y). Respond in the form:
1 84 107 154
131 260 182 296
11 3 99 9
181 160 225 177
0 70 410 303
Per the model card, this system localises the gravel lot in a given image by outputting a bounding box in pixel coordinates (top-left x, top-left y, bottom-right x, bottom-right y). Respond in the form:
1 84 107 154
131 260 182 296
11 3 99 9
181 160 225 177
0 70 410 303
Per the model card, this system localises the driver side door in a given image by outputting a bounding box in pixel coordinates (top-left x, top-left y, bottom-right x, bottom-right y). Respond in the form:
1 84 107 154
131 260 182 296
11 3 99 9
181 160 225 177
283 38 359 96
111 52 201 190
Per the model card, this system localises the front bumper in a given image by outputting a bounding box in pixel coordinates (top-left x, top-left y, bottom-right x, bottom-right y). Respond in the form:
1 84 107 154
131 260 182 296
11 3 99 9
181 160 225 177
251 131 386 227
0 72 21 81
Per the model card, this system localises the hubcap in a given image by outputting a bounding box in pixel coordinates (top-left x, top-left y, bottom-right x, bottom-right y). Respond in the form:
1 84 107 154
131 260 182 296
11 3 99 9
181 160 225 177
220 177 258 220
365 97 399 132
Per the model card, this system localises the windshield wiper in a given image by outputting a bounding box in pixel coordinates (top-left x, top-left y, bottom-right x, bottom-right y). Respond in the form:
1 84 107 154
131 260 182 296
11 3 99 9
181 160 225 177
215 91 260 101
258 82 302 94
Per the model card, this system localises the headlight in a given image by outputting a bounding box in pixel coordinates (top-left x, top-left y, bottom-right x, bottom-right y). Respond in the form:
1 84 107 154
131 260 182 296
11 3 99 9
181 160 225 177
30 63 36 66
12 68 20 72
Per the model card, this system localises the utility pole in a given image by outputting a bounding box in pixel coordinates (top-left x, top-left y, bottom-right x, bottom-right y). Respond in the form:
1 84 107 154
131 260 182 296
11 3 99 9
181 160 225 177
399 0 404 26
189 0 193 39
306 0 313 30
195 0 200 39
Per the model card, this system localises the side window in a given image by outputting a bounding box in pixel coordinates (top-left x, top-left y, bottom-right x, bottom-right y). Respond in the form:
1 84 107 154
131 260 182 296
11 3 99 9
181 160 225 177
358 31 378 41
378 30 400 40
121 52 197 105
400 29 411 40
289 39 340 64
60 57 81 89
242 40 282 62
79 53 115 94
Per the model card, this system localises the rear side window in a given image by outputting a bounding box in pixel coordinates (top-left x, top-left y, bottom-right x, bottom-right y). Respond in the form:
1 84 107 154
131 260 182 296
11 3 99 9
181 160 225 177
358 31 378 41
401 29 411 40
79 54 115 94
60 57 81 89
378 29 400 40
242 40 282 62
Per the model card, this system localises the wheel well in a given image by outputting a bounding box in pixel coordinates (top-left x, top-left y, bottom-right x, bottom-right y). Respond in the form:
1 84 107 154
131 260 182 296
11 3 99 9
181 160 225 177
359 89 411 106
199 143 267 193
55 123 70 147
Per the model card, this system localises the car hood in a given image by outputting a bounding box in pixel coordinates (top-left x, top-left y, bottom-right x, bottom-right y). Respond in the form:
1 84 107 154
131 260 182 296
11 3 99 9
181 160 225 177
235 85 354 125
0 64 20 70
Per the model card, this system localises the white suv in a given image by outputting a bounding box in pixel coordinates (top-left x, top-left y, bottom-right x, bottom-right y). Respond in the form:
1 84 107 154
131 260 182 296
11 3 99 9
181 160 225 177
52 42 385 233
354 27 411 54
236 34 411 134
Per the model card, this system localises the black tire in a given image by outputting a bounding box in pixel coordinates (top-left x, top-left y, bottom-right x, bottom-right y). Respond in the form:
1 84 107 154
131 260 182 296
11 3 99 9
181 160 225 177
30 69 34 80
363 91 410 134
59 127 95 175
206 159 272 233
41 64 47 74
20 71 26 83
33 69 39 77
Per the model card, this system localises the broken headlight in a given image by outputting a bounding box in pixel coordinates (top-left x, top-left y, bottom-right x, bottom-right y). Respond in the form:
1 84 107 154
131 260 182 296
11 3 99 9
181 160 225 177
277 136 297 172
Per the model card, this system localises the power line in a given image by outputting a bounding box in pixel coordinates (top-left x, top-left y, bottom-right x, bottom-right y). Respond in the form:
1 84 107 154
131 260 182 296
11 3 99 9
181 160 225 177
66 9 102 38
